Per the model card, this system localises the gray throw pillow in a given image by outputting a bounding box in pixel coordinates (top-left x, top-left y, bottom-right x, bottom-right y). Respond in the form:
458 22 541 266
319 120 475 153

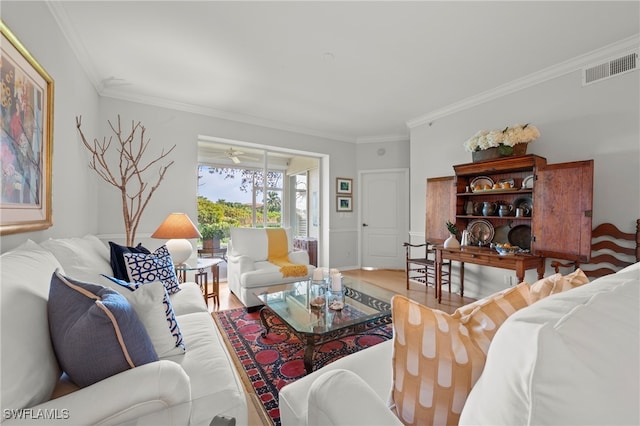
47 270 158 387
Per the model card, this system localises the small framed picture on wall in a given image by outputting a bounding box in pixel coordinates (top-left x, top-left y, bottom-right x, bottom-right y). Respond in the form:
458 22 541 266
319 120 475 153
336 177 352 195
336 196 352 212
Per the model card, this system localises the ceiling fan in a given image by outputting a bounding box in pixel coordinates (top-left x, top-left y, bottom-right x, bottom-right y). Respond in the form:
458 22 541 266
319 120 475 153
212 147 260 164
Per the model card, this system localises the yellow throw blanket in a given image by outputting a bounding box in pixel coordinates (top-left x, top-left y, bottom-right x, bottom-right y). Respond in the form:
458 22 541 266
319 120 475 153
266 228 308 278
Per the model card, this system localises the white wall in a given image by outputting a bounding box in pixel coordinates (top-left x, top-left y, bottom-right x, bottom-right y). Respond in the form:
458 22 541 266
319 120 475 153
1 2 101 252
1 2 371 270
97 97 362 268
356 140 410 171
409 68 640 299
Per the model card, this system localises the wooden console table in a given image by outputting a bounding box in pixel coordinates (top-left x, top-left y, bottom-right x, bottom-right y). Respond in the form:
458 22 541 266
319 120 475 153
434 245 545 303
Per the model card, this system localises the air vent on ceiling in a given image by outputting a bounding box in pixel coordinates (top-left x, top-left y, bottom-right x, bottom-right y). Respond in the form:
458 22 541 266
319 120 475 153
582 51 638 86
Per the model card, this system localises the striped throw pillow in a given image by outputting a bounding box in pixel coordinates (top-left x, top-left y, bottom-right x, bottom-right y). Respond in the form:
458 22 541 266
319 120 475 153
391 283 531 426
528 268 589 303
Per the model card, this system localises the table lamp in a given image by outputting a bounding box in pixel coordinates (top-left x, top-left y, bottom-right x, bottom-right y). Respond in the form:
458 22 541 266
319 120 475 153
151 213 202 265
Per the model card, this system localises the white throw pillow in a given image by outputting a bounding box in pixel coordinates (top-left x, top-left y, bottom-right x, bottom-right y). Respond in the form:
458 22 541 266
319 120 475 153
40 235 112 283
102 276 186 357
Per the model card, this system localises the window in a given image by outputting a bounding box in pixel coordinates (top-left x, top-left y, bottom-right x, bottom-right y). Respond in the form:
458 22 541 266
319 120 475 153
197 139 320 249
197 165 284 229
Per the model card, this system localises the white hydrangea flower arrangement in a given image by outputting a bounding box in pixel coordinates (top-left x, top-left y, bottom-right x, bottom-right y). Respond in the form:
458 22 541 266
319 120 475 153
464 124 540 153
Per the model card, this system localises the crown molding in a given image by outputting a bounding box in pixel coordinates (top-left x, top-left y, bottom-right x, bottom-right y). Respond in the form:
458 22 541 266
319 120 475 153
48 1 102 91
99 89 356 143
48 1 357 144
406 34 640 129
48 1 638 143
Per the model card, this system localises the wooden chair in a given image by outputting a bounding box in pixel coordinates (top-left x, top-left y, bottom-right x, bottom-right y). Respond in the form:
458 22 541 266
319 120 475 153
404 241 451 297
551 219 640 278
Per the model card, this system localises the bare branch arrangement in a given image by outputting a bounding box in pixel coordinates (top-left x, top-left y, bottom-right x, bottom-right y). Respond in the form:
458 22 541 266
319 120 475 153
76 115 176 245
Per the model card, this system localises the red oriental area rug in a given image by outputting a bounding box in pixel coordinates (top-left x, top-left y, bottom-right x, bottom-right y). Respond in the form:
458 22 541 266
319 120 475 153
213 307 391 426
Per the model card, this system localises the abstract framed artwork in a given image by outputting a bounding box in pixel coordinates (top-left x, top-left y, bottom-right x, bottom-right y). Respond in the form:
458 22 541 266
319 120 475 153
336 177 352 194
336 196 352 212
1 21 54 235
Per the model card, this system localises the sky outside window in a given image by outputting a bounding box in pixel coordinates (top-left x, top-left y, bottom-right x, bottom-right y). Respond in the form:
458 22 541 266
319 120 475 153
198 167 253 204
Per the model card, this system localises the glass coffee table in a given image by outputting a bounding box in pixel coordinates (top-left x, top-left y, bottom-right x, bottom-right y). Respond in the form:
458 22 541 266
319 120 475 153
255 278 396 374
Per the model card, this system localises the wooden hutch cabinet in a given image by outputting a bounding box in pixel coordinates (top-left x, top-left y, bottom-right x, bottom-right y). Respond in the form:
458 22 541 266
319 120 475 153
425 176 456 243
452 154 593 262
426 154 594 299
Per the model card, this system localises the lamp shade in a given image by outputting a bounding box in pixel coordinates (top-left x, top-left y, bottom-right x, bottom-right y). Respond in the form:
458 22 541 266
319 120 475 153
151 213 201 265
151 213 202 239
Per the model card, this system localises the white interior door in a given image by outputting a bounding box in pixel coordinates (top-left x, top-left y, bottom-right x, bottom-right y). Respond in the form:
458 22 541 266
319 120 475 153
360 169 409 269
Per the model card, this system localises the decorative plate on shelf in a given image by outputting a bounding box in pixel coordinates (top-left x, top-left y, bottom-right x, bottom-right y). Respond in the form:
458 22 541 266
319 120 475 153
508 225 532 250
497 178 515 188
470 176 494 192
467 219 495 246
522 175 534 189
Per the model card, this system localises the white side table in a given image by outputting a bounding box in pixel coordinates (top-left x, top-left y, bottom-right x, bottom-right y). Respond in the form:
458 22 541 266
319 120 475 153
175 258 223 307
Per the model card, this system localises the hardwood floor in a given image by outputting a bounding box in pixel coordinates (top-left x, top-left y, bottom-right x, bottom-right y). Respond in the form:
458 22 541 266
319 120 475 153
205 267 476 425
341 268 476 314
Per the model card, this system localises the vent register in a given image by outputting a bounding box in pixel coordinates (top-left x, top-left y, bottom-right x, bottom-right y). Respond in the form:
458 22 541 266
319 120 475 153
583 51 638 85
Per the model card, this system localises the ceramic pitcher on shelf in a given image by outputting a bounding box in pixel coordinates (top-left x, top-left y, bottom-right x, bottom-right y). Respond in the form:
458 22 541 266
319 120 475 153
464 200 475 215
499 204 514 217
482 202 497 216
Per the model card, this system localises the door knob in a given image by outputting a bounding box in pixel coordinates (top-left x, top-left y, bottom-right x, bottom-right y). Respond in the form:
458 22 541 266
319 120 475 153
362 223 369 227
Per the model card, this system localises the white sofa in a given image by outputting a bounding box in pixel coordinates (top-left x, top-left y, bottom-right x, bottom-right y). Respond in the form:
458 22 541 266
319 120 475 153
279 263 640 426
0 236 248 426
227 227 315 309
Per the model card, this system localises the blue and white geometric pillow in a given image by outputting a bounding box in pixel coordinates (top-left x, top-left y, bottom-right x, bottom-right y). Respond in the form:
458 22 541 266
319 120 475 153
123 245 180 294
159 287 186 354
101 275 186 356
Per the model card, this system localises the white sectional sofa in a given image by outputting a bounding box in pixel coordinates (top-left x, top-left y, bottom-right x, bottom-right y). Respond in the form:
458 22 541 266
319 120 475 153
0 235 248 426
280 263 640 426
227 227 315 309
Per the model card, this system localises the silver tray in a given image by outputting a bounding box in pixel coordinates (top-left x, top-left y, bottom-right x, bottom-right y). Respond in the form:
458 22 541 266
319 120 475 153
470 176 494 192
467 219 495 246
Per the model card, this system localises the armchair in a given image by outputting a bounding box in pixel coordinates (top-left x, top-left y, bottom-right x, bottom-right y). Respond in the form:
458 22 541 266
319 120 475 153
227 227 315 309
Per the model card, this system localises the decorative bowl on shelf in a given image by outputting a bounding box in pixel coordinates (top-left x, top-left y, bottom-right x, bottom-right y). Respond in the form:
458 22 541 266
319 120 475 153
493 243 521 255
